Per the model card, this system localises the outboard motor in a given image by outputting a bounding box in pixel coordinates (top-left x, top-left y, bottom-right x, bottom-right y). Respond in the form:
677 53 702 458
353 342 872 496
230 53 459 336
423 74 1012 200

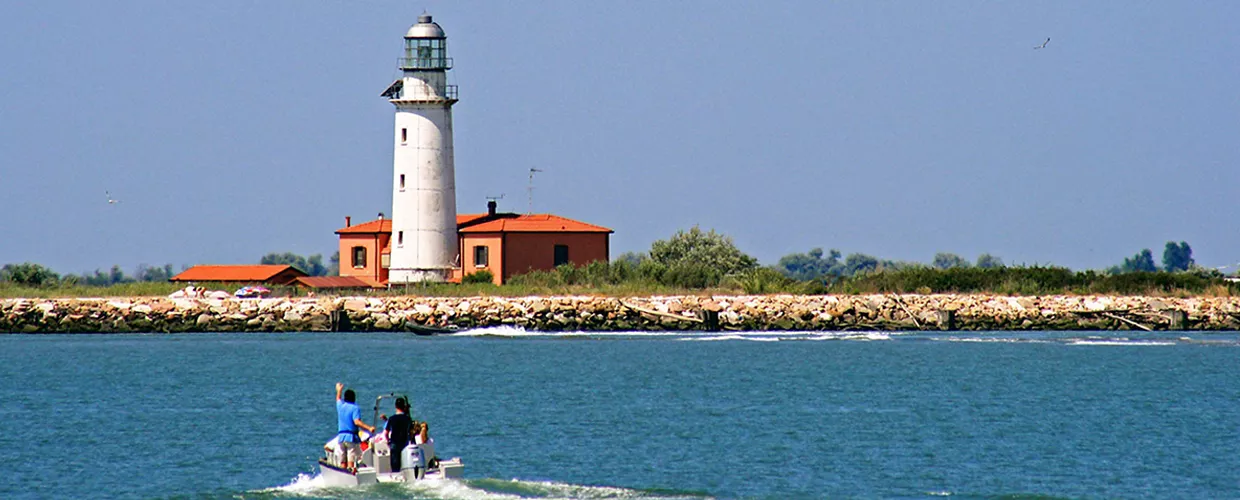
400 443 426 481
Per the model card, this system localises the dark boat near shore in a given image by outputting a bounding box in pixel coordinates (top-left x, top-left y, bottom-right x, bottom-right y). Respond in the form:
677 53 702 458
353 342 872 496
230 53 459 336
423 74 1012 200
405 322 460 336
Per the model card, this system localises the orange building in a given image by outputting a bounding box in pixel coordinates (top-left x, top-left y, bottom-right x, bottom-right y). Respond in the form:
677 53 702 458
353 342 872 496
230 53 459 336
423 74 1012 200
336 202 612 285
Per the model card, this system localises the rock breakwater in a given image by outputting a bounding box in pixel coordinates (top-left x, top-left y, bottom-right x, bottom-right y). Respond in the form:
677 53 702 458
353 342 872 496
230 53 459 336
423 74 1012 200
3 294 1239 333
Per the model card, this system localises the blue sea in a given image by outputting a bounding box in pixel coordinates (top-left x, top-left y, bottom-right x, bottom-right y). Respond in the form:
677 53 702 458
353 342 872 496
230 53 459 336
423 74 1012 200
2 329 1239 499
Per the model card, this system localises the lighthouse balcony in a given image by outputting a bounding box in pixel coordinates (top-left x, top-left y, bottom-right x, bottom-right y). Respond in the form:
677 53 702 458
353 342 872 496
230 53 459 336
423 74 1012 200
399 56 453 70
381 80 458 102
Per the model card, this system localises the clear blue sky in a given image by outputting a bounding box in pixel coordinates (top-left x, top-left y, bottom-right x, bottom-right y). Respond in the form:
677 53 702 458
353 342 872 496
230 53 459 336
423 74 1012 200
2 1 1237 274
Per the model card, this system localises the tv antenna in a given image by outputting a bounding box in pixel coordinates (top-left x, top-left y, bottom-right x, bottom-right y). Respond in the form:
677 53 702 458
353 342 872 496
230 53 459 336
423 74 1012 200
527 168 543 214
486 193 505 213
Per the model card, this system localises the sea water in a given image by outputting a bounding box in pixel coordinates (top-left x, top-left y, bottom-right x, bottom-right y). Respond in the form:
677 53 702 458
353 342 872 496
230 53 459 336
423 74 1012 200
1 329 1238 499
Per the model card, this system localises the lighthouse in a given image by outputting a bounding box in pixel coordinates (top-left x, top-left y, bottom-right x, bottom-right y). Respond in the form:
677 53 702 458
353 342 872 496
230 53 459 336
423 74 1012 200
381 14 459 283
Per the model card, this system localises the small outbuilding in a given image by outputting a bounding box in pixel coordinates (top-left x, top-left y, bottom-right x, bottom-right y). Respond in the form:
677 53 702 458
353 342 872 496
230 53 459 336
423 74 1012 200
170 265 308 285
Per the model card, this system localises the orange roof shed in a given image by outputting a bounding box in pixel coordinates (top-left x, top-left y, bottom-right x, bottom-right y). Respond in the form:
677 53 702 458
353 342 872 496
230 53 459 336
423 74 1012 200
170 265 308 285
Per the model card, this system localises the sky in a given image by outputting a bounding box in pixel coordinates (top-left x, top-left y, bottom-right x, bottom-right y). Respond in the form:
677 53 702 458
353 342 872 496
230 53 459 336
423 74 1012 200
2 1 1237 275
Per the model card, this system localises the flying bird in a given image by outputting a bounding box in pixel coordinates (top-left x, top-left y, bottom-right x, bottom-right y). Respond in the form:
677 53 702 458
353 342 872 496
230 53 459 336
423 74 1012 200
106 191 120 204
1034 37 1050 49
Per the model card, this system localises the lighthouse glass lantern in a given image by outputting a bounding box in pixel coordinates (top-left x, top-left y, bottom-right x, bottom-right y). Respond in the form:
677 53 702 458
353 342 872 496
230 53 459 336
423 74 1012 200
402 37 451 70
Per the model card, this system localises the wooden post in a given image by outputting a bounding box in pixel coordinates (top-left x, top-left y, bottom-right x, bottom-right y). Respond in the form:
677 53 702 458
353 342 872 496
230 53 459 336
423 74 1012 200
702 310 720 332
331 309 352 332
936 309 956 331
1168 310 1187 330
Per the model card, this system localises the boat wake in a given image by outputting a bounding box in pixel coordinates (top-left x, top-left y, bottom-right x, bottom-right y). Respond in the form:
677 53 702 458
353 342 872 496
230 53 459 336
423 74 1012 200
263 474 709 499
1066 339 1178 346
456 326 720 340
270 472 325 494
465 478 710 499
675 331 892 342
444 327 1240 348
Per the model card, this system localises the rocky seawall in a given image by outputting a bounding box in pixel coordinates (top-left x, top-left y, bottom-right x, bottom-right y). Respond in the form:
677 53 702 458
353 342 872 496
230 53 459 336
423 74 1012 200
2 294 1239 333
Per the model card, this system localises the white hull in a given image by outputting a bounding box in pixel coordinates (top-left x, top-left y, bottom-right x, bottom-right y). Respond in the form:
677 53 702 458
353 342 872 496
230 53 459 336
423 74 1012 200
318 457 464 487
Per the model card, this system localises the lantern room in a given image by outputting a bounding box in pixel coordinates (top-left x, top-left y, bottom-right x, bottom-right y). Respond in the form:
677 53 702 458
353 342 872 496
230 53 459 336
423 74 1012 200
401 14 452 70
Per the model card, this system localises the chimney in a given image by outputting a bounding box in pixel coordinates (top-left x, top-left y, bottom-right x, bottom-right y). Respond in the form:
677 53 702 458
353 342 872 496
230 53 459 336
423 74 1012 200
345 216 352 227
487 200 497 216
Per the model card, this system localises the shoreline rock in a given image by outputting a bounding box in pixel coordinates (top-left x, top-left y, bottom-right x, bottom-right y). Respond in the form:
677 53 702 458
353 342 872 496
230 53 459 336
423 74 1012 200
1 294 1237 333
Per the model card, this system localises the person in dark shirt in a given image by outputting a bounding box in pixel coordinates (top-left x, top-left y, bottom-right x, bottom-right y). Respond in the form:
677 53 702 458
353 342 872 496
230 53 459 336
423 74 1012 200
384 397 413 471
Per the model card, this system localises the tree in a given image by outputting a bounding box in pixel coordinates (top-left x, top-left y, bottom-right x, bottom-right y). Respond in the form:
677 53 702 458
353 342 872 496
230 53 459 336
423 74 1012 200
975 253 1005 269
109 265 126 284
843 253 879 275
932 253 971 270
1161 241 1194 272
615 251 647 266
307 254 326 276
648 226 758 277
0 262 60 287
260 252 329 276
1119 249 1158 273
134 264 175 282
776 247 843 281
328 251 340 276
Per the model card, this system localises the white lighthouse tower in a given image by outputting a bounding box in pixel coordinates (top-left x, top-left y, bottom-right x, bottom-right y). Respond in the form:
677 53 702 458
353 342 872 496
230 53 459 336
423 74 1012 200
381 14 459 283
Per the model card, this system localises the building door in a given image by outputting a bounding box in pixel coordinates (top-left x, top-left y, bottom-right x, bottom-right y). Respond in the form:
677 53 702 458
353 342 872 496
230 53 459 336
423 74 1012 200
553 244 569 266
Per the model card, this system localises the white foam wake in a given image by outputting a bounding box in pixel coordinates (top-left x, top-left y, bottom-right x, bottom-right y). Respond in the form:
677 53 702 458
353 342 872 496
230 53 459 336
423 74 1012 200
931 336 1052 344
266 472 327 495
264 474 705 499
678 334 770 342
1067 339 1177 346
465 478 709 499
451 325 539 337
454 326 697 339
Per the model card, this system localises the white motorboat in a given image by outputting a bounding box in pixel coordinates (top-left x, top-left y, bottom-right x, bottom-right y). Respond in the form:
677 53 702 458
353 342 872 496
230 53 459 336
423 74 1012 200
318 392 464 487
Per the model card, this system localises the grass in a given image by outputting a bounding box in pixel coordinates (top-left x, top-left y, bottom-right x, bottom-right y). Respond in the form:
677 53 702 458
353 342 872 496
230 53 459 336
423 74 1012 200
0 281 188 299
2 267 1236 299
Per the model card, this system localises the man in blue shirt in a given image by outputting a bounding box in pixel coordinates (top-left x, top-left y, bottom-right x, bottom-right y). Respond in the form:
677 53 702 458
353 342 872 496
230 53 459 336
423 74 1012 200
335 382 376 470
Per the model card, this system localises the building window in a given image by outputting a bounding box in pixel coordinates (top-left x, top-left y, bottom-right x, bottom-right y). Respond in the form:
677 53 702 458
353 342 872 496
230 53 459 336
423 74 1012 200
401 128 408 144
399 174 405 190
398 231 404 246
352 246 367 268
474 245 488 267
554 245 569 266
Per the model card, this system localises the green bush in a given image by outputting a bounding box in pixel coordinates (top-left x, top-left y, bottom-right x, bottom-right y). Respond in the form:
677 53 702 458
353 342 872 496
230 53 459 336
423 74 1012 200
636 259 667 283
462 269 495 284
728 267 795 294
0 263 60 287
661 261 722 289
828 266 1234 296
505 269 563 289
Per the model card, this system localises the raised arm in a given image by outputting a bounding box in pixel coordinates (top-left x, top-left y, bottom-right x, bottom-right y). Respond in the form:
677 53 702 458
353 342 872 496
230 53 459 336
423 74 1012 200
335 382 344 401
354 416 376 433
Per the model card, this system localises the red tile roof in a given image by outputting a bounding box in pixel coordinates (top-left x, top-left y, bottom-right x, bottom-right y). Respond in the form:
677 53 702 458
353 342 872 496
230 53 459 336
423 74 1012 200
336 219 392 234
460 214 613 233
170 265 307 282
337 214 490 234
336 213 610 235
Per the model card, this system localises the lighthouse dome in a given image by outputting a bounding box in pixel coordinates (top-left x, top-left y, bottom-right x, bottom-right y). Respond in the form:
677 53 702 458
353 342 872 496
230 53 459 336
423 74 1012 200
406 14 446 39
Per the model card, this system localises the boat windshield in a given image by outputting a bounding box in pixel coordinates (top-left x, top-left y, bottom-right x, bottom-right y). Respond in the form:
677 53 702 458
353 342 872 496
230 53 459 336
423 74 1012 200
371 392 413 431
